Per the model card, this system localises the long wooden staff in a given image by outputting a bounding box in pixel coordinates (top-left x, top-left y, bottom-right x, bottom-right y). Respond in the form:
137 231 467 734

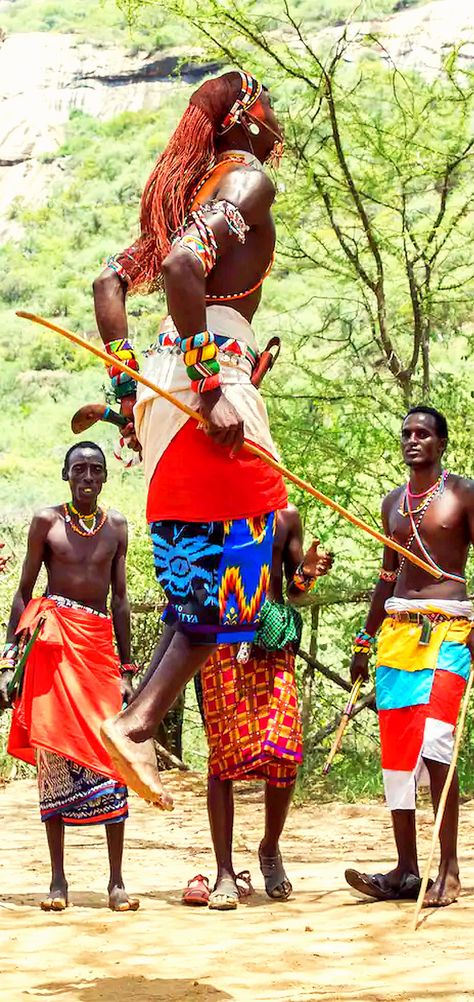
322 676 363 775
412 665 474 931
16 311 440 578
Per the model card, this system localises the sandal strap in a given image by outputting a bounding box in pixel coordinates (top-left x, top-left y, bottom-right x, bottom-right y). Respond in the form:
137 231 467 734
187 874 210 888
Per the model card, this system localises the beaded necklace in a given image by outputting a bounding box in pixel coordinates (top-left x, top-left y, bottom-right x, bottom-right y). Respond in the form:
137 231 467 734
397 471 443 517
397 472 465 582
63 503 107 537
396 474 445 576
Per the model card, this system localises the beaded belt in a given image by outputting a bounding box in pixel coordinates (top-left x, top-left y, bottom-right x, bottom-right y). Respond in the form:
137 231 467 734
144 331 258 370
388 610 465 646
388 611 463 625
48 594 108 619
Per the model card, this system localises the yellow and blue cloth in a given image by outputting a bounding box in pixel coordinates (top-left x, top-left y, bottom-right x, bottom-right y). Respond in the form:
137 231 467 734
375 615 472 810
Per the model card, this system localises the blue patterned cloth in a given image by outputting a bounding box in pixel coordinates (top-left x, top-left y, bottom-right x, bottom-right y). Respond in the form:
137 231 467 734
150 513 275 644
38 749 128 826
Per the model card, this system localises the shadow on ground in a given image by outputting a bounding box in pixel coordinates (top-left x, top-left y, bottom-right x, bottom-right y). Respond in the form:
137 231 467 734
35 975 231 1001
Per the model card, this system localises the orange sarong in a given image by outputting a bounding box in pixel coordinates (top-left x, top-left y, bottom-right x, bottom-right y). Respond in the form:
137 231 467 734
8 597 123 782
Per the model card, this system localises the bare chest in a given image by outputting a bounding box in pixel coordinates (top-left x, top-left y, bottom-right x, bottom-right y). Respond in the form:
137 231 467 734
46 519 116 568
389 489 466 551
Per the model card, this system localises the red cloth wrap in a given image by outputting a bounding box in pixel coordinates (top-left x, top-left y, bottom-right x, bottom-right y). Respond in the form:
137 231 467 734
8 597 123 782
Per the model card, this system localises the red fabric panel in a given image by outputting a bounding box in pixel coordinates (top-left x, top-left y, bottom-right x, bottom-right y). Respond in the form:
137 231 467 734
8 598 123 782
428 669 466 726
378 704 427 771
146 419 287 522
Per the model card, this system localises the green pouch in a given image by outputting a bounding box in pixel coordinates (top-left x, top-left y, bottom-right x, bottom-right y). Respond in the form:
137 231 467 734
253 601 303 653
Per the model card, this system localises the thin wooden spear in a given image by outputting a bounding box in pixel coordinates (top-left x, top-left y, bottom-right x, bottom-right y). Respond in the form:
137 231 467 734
412 666 474 931
16 310 440 578
322 675 364 775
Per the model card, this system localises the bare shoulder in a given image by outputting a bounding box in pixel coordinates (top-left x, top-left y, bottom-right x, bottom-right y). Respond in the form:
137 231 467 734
215 166 275 215
382 485 404 512
448 473 474 505
31 506 61 532
106 508 128 531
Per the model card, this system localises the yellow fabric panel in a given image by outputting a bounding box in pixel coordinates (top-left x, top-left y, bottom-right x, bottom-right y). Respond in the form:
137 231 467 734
375 617 472 673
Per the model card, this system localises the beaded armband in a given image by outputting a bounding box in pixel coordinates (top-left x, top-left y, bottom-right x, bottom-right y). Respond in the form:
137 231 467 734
105 338 139 402
174 200 248 277
120 662 139 676
379 568 398 583
292 563 318 594
352 630 375 656
174 208 218 276
180 330 221 394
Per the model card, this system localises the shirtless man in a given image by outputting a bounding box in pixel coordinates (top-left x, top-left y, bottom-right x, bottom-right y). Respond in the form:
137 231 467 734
186 504 333 909
345 405 474 908
0 442 139 912
92 70 287 807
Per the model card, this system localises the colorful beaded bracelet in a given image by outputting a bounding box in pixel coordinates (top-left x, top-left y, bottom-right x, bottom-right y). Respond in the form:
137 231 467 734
352 630 375 655
292 563 318 593
379 568 398 582
105 338 138 402
179 329 221 393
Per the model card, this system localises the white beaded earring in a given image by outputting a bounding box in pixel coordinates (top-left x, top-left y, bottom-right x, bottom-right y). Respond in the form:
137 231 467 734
249 122 260 136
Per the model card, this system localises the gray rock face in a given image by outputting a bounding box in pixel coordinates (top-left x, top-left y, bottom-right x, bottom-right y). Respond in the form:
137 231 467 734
0 0 473 237
0 30 216 238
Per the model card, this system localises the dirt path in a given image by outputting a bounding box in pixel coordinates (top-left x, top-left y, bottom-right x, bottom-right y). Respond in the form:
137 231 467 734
0 774 473 1002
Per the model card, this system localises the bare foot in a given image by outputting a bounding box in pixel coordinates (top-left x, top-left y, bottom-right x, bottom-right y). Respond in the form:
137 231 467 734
423 865 460 908
101 716 174 811
40 881 68 912
108 884 140 912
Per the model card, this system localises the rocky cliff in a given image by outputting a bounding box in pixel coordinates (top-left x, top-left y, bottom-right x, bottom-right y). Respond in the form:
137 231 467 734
1 0 473 240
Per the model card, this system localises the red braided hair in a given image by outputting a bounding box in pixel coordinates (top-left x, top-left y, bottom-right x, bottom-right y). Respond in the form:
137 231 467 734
129 71 248 293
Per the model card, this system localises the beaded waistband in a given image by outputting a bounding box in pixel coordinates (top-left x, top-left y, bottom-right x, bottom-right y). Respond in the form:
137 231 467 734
388 611 465 626
144 331 258 369
47 594 108 619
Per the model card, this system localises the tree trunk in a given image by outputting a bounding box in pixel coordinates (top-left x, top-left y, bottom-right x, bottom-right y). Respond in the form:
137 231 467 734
154 691 185 766
301 605 319 739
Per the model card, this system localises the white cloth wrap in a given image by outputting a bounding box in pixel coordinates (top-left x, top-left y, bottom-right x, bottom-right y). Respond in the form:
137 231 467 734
134 305 280 487
385 597 474 619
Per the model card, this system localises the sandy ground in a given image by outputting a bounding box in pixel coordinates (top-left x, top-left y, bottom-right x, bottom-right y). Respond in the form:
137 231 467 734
1 774 474 1002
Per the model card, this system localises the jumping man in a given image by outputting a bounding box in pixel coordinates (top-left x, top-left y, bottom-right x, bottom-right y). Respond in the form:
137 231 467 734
345 406 474 908
0 442 139 912
92 70 287 807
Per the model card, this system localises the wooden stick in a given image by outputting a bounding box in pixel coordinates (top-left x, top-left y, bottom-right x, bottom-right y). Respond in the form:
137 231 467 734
7 616 46 699
412 666 474 931
16 310 440 578
322 676 363 775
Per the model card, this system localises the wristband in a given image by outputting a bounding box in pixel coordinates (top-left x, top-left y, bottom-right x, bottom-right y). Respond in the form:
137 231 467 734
379 568 398 582
352 630 375 656
120 662 139 676
179 330 221 392
2 642 18 660
292 563 318 593
105 339 139 403
0 657 16 672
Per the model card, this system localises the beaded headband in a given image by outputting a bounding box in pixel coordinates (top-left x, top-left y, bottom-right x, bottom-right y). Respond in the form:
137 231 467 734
219 71 263 134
